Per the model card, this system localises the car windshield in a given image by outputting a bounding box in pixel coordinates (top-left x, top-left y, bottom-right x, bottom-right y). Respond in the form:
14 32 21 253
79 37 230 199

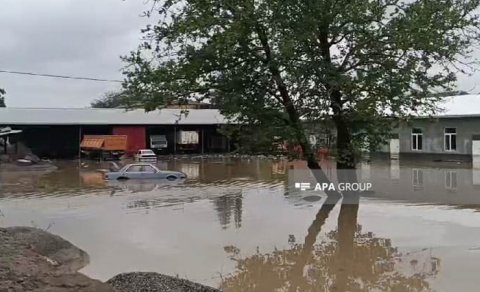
151 136 167 142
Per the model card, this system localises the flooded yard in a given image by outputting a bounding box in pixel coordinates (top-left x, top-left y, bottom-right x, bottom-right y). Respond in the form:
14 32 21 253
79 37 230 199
1 157 480 291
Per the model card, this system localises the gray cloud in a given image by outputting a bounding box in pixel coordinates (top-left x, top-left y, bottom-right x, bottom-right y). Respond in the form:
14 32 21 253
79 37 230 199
0 0 479 108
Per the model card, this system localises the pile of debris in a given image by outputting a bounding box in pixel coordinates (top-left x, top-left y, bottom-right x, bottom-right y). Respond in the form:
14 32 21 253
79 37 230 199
0 126 56 169
0 127 20 163
15 153 42 166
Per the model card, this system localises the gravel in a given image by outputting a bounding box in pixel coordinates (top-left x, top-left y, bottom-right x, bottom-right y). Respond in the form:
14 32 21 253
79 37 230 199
107 272 222 292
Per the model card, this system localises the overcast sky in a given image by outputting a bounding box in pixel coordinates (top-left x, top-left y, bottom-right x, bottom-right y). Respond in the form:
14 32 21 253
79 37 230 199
0 0 479 108
0 0 149 108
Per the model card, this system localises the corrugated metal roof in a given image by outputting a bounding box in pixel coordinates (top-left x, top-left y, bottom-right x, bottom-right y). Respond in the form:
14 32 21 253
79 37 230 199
0 108 228 125
0 95 477 126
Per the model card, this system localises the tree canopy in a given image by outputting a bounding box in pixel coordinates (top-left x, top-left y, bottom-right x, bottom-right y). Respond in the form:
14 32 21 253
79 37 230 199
122 0 480 169
90 91 130 108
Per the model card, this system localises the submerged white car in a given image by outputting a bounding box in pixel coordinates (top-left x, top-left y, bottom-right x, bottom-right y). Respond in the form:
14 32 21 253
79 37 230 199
105 163 187 181
135 149 157 161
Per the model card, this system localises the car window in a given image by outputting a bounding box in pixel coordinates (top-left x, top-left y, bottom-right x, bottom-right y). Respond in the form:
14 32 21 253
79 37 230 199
125 165 143 172
141 165 157 173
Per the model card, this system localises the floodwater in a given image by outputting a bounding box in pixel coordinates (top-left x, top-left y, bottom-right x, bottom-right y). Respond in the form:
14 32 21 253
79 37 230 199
1 157 480 291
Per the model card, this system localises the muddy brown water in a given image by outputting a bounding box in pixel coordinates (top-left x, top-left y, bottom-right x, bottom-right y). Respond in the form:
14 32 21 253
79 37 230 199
1 157 480 291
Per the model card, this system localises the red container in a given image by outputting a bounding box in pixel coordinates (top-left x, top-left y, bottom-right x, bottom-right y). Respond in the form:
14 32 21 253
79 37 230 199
112 126 146 156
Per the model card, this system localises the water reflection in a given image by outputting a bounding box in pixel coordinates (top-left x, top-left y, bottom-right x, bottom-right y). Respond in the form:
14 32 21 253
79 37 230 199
0 161 109 198
107 179 186 194
223 196 439 292
2 158 480 290
213 194 243 229
0 159 284 198
364 160 480 206
3 157 480 212
179 163 200 179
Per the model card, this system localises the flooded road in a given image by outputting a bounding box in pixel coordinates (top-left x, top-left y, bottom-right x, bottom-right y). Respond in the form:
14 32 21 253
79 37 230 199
1 158 480 291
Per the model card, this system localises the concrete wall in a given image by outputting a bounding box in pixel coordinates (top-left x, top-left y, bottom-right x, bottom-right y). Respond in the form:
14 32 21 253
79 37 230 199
398 117 480 155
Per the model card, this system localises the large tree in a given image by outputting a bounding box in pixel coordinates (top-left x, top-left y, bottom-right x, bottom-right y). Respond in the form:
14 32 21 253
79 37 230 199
122 0 480 169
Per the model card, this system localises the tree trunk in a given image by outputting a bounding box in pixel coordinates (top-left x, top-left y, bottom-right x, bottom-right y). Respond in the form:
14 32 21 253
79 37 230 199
334 115 355 169
317 24 356 170
331 89 355 170
257 24 325 172
255 21 345 176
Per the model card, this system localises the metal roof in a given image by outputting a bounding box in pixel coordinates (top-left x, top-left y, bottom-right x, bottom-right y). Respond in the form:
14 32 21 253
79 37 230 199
0 94 478 126
433 94 480 117
386 94 480 118
0 108 228 125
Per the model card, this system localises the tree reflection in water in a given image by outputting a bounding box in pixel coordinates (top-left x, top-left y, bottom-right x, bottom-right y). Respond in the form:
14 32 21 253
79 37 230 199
222 194 439 292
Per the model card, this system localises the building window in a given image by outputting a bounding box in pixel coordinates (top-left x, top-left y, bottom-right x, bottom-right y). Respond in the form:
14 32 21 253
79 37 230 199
444 128 457 151
445 170 457 190
411 128 423 151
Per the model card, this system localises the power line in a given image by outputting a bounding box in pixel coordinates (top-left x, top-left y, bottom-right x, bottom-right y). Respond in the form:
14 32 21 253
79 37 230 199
0 69 123 83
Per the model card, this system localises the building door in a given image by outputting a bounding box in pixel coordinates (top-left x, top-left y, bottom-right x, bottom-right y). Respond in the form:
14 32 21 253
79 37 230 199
390 138 400 159
472 135 480 168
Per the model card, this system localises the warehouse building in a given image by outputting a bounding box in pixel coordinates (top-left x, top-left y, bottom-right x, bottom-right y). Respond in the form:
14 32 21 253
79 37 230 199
0 108 231 158
385 94 480 161
2 95 478 160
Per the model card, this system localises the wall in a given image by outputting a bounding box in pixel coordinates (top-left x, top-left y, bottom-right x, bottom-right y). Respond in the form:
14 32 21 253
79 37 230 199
398 117 480 155
112 126 147 155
